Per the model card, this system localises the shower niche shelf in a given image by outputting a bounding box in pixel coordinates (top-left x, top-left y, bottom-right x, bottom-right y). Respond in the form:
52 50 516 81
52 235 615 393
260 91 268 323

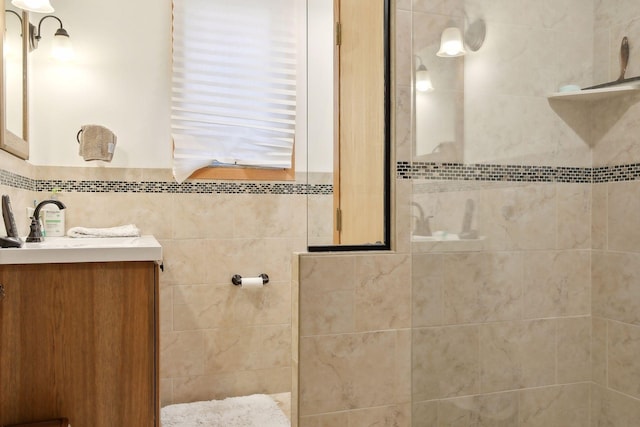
547 84 640 101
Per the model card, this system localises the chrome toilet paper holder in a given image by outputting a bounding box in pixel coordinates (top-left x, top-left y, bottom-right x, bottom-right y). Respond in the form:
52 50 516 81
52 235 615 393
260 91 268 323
231 273 269 286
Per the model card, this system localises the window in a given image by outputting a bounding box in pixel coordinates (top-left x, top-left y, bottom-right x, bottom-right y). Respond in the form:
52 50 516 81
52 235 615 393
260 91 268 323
171 0 298 182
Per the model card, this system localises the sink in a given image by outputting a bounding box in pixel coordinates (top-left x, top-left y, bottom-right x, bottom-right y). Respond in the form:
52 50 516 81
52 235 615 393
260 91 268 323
412 231 461 242
412 235 438 242
0 236 162 265
26 236 144 249
411 231 486 253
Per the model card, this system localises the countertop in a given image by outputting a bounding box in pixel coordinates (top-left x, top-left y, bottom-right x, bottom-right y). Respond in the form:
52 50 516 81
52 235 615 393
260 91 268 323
0 235 163 265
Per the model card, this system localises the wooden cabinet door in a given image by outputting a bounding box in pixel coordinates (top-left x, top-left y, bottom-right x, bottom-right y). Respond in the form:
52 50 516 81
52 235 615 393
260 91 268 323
0 262 158 427
334 0 385 245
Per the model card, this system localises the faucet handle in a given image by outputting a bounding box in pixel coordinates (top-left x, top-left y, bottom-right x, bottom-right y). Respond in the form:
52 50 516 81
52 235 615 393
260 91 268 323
413 214 433 237
423 215 433 236
26 216 44 243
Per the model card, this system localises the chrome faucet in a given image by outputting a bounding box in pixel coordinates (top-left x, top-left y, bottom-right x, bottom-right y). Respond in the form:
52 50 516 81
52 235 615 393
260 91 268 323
411 202 432 236
26 199 67 242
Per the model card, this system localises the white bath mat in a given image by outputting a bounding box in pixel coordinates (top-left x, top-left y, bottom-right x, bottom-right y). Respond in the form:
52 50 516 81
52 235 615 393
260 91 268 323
161 393 290 427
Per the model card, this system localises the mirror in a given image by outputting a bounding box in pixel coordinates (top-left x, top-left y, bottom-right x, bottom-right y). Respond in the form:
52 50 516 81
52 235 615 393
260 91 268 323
306 0 390 250
0 3 29 159
5 0 389 248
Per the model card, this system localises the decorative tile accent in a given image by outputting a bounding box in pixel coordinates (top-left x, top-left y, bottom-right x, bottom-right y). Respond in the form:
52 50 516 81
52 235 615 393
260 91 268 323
592 163 640 183
34 180 333 195
0 169 36 191
4 161 640 194
397 162 592 183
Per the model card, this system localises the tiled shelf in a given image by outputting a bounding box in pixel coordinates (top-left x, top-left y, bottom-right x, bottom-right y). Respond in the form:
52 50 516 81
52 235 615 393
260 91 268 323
548 83 640 101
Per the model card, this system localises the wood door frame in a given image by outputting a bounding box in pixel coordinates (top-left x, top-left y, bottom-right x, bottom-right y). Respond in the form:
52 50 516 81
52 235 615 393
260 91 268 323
310 0 391 252
333 0 341 244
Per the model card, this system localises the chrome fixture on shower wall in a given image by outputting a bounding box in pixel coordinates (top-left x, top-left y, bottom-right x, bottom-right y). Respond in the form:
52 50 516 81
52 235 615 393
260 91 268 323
464 18 486 52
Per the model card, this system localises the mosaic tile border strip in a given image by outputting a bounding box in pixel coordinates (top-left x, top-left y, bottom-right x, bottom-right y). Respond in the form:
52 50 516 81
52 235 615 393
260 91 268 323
397 162 593 183
592 164 640 183
5 161 640 194
35 179 333 195
0 169 36 191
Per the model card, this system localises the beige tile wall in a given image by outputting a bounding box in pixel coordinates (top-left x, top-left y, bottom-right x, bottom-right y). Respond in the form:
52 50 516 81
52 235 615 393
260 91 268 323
590 1 640 424
419 383 591 427
0 150 36 235
293 0 614 426
307 172 334 246
591 180 640 425
295 253 412 426
24 166 307 406
404 1 638 424
592 0 640 166
409 181 593 426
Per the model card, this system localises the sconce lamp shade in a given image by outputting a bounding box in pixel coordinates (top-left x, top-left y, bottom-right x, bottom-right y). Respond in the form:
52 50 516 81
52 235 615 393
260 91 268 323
51 28 73 61
11 0 54 13
416 64 434 92
436 27 466 57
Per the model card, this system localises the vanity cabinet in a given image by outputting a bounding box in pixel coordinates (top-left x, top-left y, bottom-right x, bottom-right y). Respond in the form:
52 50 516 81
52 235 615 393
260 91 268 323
0 261 159 427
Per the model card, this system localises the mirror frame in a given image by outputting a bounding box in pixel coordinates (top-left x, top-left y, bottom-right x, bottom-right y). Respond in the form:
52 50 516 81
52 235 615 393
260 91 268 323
0 7 29 160
308 0 391 252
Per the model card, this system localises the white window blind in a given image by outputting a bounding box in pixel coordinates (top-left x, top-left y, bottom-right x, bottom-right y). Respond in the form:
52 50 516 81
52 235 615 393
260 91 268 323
171 0 297 182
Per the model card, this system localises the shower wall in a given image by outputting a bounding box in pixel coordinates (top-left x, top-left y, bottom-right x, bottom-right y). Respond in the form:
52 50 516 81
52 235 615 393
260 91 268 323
592 179 640 424
410 0 594 424
295 0 640 426
409 182 592 426
591 1 640 424
407 0 640 425
294 250 412 426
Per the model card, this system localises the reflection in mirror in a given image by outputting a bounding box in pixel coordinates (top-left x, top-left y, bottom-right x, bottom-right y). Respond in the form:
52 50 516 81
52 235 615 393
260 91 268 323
1 3 29 159
413 18 464 163
5 9 23 136
307 0 390 250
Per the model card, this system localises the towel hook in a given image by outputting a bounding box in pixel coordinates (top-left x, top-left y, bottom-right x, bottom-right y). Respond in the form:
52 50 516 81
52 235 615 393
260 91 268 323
76 128 83 144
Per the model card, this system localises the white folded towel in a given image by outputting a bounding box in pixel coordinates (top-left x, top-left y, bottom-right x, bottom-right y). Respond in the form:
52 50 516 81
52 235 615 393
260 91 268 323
67 224 141 238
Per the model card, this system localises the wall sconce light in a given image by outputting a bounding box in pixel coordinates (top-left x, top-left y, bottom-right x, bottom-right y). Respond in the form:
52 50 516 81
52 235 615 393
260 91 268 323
29 14 74 61
437 27 466 57
11 0 53 14
415 56 434 92
436 18 486 58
